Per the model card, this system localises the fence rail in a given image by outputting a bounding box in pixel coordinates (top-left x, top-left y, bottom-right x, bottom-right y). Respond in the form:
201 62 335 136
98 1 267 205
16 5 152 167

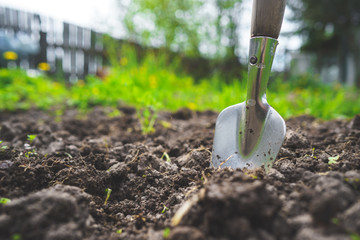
0 6 104 81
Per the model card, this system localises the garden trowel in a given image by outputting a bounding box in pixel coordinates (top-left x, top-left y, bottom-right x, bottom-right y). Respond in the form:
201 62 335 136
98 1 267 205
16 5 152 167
212 0 287 170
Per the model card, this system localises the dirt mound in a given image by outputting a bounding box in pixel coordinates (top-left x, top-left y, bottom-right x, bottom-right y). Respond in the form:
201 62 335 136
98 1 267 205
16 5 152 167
0 107 359 240
0 185 92 240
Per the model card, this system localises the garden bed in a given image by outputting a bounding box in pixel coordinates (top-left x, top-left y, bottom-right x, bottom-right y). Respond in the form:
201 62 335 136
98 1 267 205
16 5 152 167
0 107 360 240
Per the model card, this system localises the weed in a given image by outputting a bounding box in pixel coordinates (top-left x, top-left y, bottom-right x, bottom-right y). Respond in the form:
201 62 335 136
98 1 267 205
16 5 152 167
350 233 360 240
0 197 11 205
163 227 171 238
27 135 37 144
160 120 172 129
161 205 169 214
116 229 123 234
331 217 339 225
24 149 37 158
310 147 317 158
2 51 360 121
104 188 112 205
107 108 121 118
137 107 157 135
0 141 8 150
11 234 22 240
328 155 340 165
161 152 171 163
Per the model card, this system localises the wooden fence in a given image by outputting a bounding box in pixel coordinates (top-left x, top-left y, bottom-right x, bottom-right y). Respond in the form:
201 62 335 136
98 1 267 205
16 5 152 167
0 6 104 82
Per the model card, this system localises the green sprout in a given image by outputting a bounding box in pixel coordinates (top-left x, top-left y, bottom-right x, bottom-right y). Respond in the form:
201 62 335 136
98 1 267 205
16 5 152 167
104 188 112 205
311 147 317 158
107 108 121 118
331 218 339 225
24 149 37 158
0 141 8 150
163 228 171 238
328 155 340 165
137 108 157 135
27 135 37 144
161 205 169 214
160 120 172 129
11 234 22 240
350 233 360 240
161 152 171 163
0 197 11 205
116 229 123 234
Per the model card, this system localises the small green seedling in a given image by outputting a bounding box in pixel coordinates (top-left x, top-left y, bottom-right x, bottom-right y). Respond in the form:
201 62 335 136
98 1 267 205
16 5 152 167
27 135 37 144
24 149 37 158
161 205 169 214
331 217 339 225
161 152 171 163
0 197 11 205
160 120 172 129
0 141 8 150
328 155 340 165
104 188 112 205
11 234 22 240
163 228 171 238
311 147 317 158
107 108 121 118
116 229 123 234
137 108 157 135
350 233 360 240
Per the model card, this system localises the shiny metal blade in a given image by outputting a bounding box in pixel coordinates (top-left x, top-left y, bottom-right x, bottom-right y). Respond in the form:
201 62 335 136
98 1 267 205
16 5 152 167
211 103 285 170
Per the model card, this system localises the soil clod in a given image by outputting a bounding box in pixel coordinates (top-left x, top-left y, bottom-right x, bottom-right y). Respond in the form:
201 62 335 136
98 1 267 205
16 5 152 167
0 109 359 239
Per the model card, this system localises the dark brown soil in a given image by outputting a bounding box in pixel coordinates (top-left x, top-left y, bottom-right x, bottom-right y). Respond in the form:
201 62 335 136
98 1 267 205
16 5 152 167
0 107 360 240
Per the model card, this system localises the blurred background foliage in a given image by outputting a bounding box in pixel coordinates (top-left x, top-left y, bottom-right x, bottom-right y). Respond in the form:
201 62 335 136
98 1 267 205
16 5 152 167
121 0 241 59
117 0 245 81
1 0 360 121
288 0 360 87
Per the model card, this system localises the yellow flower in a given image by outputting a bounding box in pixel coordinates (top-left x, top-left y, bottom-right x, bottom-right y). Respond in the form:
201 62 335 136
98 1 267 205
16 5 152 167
149 75 157 88
92 87 99 95
3 51 18 60
120 57 128 66
38 62 51 71
187 102 197 110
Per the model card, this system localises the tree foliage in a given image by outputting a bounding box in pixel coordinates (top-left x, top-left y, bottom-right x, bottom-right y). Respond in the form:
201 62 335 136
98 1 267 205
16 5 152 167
118 0 242 59
288 0 360 85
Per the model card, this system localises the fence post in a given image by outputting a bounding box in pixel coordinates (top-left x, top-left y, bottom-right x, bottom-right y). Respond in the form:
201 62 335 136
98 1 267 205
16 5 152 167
0 7 105 82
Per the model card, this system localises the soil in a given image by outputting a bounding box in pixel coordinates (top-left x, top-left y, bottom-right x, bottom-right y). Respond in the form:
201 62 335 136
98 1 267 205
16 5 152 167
0 107 360 240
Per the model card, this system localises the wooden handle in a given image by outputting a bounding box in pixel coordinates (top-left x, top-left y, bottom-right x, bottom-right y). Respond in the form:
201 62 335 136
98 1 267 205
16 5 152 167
251 0 286 39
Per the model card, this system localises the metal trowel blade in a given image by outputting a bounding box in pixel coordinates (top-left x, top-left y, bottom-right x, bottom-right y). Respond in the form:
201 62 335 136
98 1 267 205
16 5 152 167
211 102 286 170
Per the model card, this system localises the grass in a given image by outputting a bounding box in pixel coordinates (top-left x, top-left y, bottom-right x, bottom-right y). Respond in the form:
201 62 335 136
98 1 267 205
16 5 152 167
0 69 68 111
0 44 360 121
104 188 112 205
0 197 11 205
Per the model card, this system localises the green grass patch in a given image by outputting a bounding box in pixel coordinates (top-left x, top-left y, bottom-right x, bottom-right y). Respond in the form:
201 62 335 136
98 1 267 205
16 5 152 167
0 69 69 111
1 45 360 120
